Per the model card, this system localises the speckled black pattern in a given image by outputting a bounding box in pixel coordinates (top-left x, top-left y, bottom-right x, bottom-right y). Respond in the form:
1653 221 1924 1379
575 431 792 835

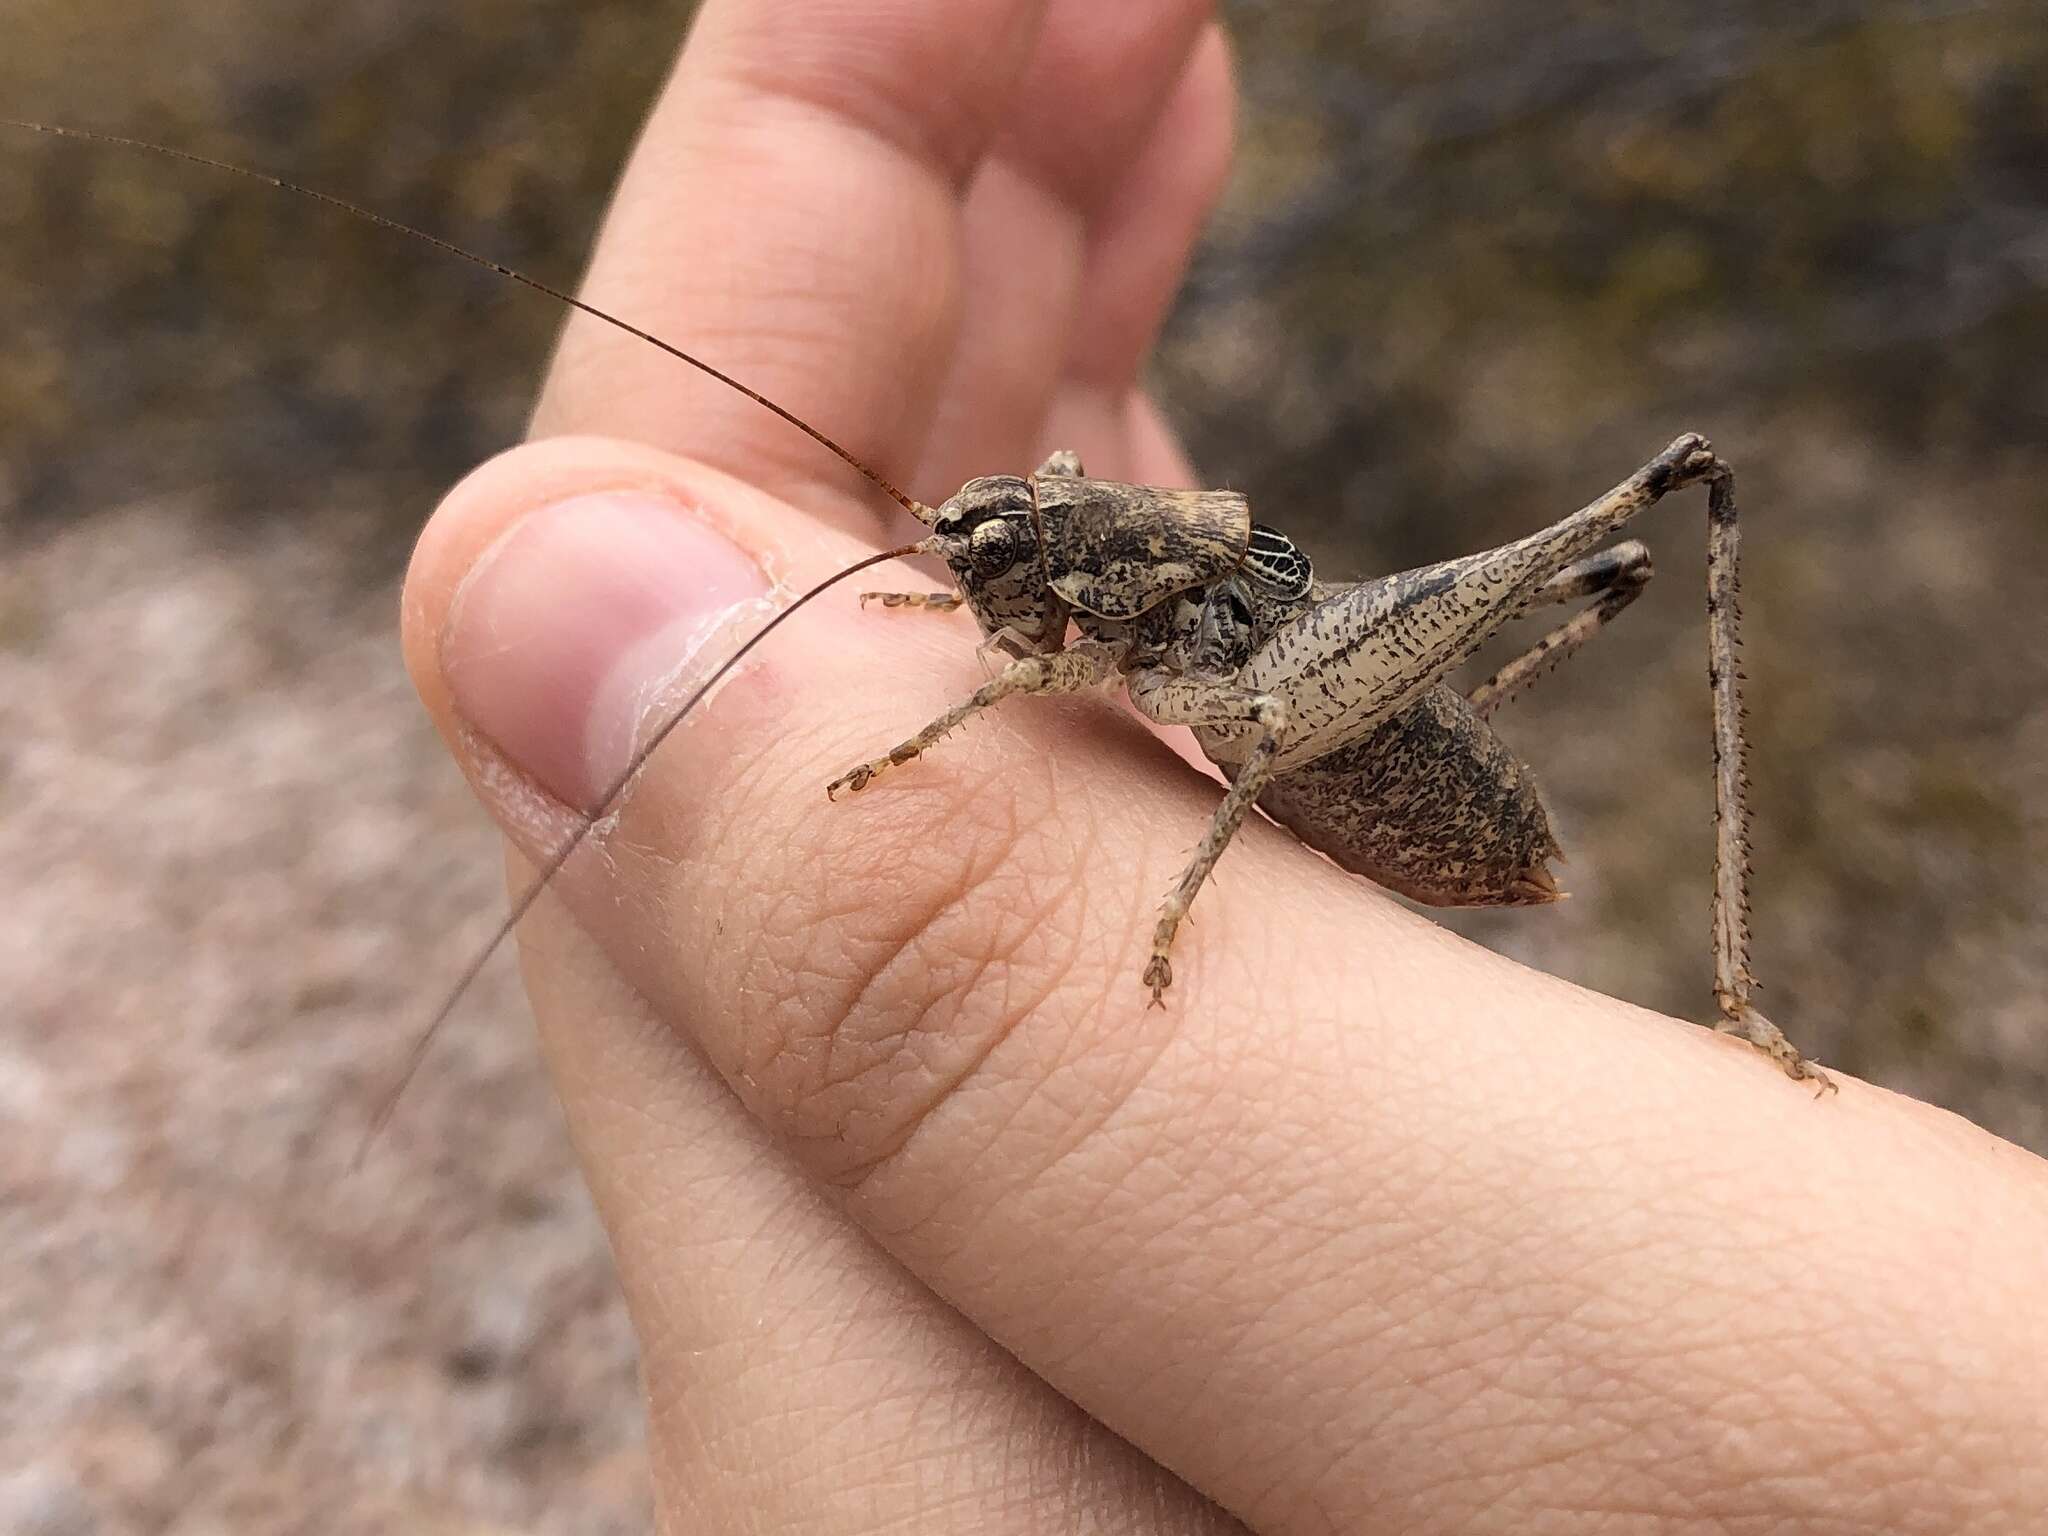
1255 684 1563 906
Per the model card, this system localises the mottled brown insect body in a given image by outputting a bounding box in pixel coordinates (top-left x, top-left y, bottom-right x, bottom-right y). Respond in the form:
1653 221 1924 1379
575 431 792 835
843 437 1831 1091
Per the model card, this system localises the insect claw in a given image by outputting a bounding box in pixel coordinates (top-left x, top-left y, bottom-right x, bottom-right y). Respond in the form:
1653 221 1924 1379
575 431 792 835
1143 955 1173 1005
826 764 874 801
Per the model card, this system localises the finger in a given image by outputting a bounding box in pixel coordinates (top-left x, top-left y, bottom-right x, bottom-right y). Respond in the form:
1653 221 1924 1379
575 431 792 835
1058 23 1236 401
905 3 1225 491
511 881 1238 1533
1119 387 1202 487
405 433 1240 1529
1033 27 1233 484
531 0 1054 528
413 438 2048 1532
966 25 1230 489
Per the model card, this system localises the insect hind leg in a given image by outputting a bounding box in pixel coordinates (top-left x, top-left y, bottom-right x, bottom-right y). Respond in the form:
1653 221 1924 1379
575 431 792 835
1697 469 1834 1092
1467 540 1653 720
1501 454 1829 1090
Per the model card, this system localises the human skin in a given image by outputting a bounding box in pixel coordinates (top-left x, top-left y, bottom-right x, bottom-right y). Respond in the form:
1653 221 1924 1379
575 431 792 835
398 0 2048 1530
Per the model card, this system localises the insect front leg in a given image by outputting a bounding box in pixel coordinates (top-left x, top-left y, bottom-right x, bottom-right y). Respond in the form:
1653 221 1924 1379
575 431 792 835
1467 540 1652 719
1124 670 1288 1001
858 591 966 612
825 638 1127 799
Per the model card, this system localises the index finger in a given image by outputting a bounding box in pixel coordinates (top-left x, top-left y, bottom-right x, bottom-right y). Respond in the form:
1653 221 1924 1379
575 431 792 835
530 0 1051 530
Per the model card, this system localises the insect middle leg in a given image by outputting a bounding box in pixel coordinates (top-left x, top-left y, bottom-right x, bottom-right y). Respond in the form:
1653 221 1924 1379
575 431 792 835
1467 540 1652 720
1124 672 1288 1001
825 639 1126 799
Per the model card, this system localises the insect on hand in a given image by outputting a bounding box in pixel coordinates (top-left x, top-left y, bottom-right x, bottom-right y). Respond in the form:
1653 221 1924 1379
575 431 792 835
6 119 1834 1130
835 433 1828 1094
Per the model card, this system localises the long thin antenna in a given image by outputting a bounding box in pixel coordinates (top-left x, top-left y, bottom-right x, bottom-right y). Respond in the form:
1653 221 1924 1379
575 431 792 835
2 118 932 521
354 540 936 1164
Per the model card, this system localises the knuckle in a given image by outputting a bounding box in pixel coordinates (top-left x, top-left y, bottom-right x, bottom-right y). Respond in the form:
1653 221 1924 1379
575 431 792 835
720 728 1118 1186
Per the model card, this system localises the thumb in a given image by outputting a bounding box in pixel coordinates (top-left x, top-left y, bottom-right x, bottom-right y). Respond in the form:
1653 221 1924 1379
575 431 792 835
404 433 1246 1532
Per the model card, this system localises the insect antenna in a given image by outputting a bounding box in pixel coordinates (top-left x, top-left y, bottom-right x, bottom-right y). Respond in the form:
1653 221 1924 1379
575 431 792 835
4 118 953 1150
2 118 938 523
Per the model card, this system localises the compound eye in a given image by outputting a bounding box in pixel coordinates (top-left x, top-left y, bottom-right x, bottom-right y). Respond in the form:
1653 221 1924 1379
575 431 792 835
1245 524 1312 600
969 515 1022 578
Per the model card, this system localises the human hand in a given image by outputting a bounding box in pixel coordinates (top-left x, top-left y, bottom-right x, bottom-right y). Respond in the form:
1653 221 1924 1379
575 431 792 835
401 1 2048 1529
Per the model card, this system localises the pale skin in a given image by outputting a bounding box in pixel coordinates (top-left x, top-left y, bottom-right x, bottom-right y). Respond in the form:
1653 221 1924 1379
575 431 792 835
400 1 2048 1530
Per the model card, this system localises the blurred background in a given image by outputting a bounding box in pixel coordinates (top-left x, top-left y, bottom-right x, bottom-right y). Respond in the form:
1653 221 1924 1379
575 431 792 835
3 0 2044 1530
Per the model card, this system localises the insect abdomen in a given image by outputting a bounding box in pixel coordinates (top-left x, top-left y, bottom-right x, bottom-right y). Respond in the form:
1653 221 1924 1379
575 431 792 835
1256 685 1564 907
